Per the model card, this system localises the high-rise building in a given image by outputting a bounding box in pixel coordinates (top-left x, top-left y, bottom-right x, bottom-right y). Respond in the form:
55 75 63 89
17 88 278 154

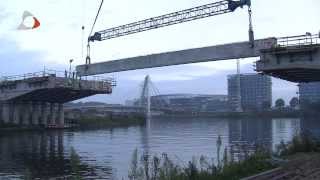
299 82 320 103
228 73 272 111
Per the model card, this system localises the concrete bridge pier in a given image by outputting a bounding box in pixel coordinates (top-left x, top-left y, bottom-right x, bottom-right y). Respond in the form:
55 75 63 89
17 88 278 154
0 103 2 123
22 102 32 126
2 103 10 124
57 104 64 127
12 103 21 125
32 102 41 125
41 102 49 127
49 103 57 126
0 101 66 127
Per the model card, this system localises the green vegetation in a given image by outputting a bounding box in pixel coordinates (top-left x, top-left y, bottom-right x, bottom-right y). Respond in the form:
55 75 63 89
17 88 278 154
163 110 300 119
70 148 83 180
275 98 285 109
276 132 320 156
127 149 275 180
70 114 145 129
289 97 299 109
0 122 19 128
0 122 44 132
128 133 320 180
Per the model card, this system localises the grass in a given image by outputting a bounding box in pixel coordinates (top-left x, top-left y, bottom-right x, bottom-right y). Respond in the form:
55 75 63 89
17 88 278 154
127 148 275 180
276 132 320 156
127 132 320 180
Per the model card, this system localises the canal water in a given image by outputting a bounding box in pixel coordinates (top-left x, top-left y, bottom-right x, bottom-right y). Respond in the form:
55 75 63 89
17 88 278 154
0 117 319 179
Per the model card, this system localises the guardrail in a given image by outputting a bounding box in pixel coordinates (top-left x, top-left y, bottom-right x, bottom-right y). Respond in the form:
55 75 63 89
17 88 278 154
0 69 117 89
0 70 57 82
277 33 320 47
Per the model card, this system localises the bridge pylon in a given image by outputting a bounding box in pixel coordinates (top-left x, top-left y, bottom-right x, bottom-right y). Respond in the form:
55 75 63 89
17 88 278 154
140 75 151 117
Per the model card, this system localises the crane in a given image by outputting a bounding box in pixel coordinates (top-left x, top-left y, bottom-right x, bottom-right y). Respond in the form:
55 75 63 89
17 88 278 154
86 0 254 64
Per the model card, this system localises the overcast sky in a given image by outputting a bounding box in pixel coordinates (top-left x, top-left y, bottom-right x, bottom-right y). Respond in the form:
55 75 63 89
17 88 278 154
0 0 319 104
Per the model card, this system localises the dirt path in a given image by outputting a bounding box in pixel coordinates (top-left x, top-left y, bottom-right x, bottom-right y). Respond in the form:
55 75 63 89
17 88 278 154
243 153 320 180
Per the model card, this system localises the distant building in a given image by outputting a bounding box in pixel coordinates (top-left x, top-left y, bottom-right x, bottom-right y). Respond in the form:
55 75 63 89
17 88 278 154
125 99 138 106
205 99 230 112
299 82 320 103
228 73 272 111
151 94 228 112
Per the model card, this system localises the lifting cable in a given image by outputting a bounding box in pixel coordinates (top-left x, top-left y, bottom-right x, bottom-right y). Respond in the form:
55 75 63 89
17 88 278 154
248 5 254 47
86 0 104 65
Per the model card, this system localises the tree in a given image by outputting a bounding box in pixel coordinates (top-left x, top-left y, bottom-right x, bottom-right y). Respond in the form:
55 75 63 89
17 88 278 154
275 98 285 109
289 97 299 108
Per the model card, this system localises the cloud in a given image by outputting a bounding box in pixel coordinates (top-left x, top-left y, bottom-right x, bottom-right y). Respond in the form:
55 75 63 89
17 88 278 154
0 0 316 104
0 37 66 76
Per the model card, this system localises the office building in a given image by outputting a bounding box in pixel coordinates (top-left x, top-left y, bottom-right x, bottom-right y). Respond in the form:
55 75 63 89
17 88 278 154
228 73 272 111
299 82 320 103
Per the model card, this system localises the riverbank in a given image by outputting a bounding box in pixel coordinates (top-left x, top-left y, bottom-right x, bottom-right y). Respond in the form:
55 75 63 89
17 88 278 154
0 113 146 132
66 113 146 129
0 123 46 132
242 133 320 179
127 133 320 180
159 110 301 119
128 149 276 180
243 153 320 180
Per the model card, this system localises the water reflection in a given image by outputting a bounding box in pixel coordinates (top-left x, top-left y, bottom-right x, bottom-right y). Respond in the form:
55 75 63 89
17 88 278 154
0 117 319 179
272 118 300 151
0 131 113 179
228 118 272 161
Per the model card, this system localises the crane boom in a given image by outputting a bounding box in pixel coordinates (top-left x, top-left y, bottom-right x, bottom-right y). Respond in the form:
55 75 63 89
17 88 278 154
89 0 251 42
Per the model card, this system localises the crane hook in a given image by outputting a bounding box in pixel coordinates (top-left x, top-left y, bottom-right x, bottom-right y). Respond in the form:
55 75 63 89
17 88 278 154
86 43 91 65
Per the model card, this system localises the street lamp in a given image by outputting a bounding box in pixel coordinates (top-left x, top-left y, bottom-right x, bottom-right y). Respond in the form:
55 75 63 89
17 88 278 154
69 59 74 78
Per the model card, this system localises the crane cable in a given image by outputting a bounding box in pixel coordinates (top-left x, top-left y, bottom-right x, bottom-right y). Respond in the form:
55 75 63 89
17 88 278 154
248 5 254 47
86 0 104 65
81 0 86 60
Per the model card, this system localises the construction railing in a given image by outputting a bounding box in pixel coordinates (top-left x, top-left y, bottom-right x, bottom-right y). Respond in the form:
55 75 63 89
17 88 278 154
0 69 116 92
276 33 320 47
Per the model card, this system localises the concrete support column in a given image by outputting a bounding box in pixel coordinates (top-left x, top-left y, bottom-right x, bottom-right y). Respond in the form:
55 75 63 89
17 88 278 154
2 103 10 124
40 133 48 160
32 102 41 125
57 131 64 157
0 102 2 123
12 103 21 125
22 102 32 126
41 102 49 127
57 103 64 127
49 103 57 125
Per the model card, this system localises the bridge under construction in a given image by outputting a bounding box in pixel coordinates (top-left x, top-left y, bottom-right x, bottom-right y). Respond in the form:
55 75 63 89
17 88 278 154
77 33 320 83
0 70 115 128
76 0 320 83
1 0 320 129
